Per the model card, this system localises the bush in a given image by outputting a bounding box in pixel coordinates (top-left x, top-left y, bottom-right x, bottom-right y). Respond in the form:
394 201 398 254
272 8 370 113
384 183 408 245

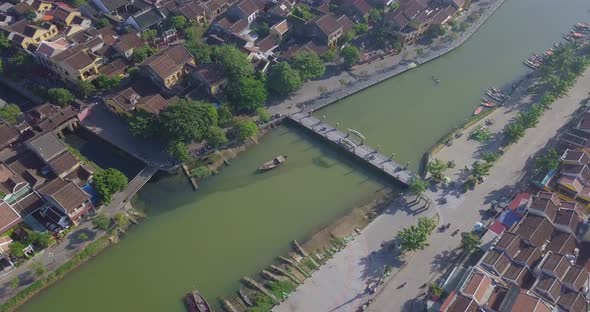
26 231 53 249
256 107 271 123
113 213 130 230
191 166 211 178
92 213 111 231
9 241 26 258
77 233 89 241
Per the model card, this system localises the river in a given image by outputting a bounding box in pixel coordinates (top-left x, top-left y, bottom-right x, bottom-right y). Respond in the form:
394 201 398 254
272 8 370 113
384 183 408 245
19 0 590 310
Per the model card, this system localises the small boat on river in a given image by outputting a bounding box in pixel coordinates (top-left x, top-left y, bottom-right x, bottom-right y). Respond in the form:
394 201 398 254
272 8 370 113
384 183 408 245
473 107 484 115
432 75 440 83
239 288 254 306
481 100 495 108
185 290 212 312
259 155 287 171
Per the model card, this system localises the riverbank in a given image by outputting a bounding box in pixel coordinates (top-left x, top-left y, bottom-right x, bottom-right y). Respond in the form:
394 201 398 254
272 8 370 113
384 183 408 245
268 0 507 117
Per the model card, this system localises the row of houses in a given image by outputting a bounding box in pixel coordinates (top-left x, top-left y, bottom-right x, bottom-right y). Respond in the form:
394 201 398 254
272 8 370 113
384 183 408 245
440 190 590 312
0 100 98 266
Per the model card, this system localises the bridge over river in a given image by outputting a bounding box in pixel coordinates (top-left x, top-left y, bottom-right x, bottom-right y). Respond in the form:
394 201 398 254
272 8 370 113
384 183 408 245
288 112 416 186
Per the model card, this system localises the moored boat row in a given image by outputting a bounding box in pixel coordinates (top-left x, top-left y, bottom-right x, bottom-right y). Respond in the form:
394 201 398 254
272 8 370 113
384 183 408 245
185 290 212 312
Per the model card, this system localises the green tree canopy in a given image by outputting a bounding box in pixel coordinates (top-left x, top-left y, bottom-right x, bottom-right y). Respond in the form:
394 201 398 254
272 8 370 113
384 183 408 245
0 34 10 51
94 74 121 90
409 177 428 197
128 110 160 138
47 88 75 107
77 80 96 98
267 62 302 96
184 26 206 41
292 5 314 21
427 158 449 182
0 104 22 125
159 99 219 142
205 126 228 147
92 213 111 231
226 76 267 113
141 29 158 42
256 107 271 123
26 231 53 249
92 168 129 204
169 15 187 29
95 17 110 28
535 148 560 171
9 242 26 258
213 45 254 79
426 24 446 39
235 120 259 141
218 104 234 127
291 51 326 81
131 46 157 63
167 141 191 163
341 45 360 68
396 217 436 252
461 232 481 253
185 40 212 64
113 212 130 230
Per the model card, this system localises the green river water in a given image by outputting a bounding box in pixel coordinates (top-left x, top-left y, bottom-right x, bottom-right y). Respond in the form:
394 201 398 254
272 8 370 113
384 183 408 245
19 0 590 311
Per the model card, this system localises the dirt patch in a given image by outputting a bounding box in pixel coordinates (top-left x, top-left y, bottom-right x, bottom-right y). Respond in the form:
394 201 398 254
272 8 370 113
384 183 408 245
302 188 396 253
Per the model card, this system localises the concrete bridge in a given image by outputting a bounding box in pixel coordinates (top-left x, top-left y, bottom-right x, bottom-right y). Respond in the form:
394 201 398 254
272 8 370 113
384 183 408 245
104 166 159 213
288 112 416 186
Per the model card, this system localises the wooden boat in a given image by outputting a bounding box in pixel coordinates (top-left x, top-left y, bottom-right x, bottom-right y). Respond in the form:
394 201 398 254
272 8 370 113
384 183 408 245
185 290 212 312
239 288 254 307
258 155 287 171
473 107 484 115
481 101 495 108
432 75 440 83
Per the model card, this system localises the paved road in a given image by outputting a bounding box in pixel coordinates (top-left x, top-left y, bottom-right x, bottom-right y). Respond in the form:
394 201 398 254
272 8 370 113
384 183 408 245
274 62 590 312
367 67 590 312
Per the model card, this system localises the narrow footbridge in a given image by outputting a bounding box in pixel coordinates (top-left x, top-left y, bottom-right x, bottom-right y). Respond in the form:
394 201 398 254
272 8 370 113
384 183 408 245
288 112 416 186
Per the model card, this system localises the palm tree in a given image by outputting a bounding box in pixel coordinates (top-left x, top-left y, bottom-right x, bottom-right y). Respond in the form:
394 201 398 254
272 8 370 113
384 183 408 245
426 158 448 182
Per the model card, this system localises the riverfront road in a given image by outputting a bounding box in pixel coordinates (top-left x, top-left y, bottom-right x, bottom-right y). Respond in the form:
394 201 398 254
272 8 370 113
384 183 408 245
289 112 415 185
274 60 590 312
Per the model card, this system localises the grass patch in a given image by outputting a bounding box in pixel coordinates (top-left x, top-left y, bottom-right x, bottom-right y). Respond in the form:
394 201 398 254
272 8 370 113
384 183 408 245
65 144 101 171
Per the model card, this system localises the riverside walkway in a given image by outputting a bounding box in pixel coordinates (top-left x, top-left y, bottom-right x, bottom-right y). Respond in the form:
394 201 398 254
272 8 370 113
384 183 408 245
289 112 415 185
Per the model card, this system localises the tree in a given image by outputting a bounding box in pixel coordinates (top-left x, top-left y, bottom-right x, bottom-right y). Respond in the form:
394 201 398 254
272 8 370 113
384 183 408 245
205 126 228 147
408 177 428 200
218 105 234 127
426 158 448 182
26 231 52 249
167 141 191 163
47 88 75 107
9 241 26 258
185 41 212 64
169 15 187 30
77 232 89 241
9 51 29 67
30 260 45 276
353 23 369 34
535 148 560 171
291 51 326 81
159 99 218 142
0 104 22 125
184 26 206 42
0 34 10 51
461 232 481 253
322 48 337 62
226 76 267 113
341 45 360 69
425 24 446 39
368 8 383 24
235 120 259 141
24 11 36 21
292 5 314 21
539 92 555 109
191 166 212 178
252 22 269 37
128 110 160 138
94 74 121 90
77 80 96 98
66 0 88 6
131 46 157 63
10 277 20 290
95 17 110 28
141 29 158 42
256 107 271 123
267 62 302 96
92 168 128 204
0 59 3 73
213 45 254 79
92 213 111 231
397 217 436 252
503 122 526 145
113 213 130 230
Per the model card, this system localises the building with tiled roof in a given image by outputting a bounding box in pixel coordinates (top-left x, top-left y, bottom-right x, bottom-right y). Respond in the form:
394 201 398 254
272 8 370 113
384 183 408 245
8 20 58 49
0 123 19 150
91 0 132 16
139 44 195 92
38 178 92 222
191 64 228 97
229 0 261 23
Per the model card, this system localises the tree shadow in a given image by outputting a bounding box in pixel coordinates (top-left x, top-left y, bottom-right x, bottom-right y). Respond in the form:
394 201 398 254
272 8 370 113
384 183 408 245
430 249 460 274
358 237 406 282
66 228 97 250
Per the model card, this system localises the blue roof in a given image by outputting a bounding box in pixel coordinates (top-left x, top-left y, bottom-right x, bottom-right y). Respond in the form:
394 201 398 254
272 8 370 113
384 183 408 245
82 184 100 206
498 210 522 228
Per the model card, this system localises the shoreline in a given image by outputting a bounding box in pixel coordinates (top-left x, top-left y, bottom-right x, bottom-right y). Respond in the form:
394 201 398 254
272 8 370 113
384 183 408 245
268 0 508 116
